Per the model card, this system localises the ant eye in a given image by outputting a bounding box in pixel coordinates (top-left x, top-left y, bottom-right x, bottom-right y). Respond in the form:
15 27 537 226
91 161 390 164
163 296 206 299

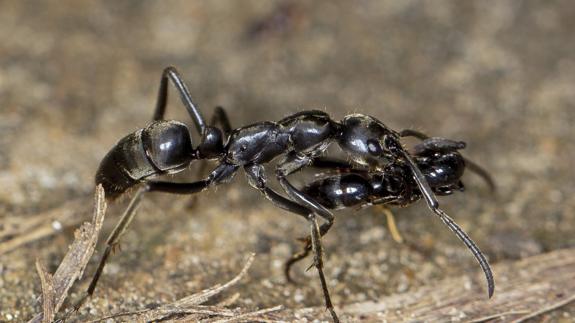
366 139 383 156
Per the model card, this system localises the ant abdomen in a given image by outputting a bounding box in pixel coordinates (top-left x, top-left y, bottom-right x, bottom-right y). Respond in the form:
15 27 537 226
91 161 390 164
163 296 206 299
304 173 372 209
95 120 195 200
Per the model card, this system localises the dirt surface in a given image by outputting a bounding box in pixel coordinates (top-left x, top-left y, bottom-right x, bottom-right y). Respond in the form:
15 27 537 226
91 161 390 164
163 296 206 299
1 1 574 322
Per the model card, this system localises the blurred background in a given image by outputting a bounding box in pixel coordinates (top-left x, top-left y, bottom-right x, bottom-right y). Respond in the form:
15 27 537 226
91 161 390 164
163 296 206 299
1 1 574 321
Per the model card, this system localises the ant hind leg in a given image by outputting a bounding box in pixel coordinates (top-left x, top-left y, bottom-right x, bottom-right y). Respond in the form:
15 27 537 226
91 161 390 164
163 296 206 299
152 66 207 135
72 187 146 311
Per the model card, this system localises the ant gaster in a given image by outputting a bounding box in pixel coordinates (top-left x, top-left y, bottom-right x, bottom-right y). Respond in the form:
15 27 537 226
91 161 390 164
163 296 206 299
77 66 494 323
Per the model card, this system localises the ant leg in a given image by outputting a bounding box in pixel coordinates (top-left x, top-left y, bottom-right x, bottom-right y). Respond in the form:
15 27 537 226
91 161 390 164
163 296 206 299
244 164 339 322
460 158 496 192
399 128 428 140
309 214 340 323
400 129 496 191
284 239 312 283
153 66 207 134
429 206 495 298
287 196 386 283
275 155 339 298
210 106 232 136
73 187 146 310
244 164 310 217
276 154 335 231
244 164 313 282
74 163 237 310
277 167 336 285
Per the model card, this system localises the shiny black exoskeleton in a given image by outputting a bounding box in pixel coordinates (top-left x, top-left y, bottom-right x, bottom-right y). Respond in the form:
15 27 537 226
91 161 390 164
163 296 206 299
303 138 468 209
82 66 494 323
96 120 195 199
289 137 494 302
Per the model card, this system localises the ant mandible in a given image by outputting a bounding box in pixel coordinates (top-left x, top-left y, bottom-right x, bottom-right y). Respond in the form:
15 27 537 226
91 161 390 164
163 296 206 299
76 66 494 323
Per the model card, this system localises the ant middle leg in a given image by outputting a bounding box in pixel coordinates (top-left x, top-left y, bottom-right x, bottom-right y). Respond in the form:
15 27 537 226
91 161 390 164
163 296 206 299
308 213 340 323
244 164 339 322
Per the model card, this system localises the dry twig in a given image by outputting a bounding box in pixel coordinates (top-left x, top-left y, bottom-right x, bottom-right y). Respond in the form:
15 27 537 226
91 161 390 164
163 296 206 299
28 185 107 323
282 248 575 321
85 253 282 322
35 260 55 323
511 293 575 323
0 198 90 255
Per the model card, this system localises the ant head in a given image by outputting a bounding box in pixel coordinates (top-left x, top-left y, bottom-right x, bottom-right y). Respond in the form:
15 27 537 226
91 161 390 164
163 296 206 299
338 114 402 168
413 138 466 193
369 165 407 196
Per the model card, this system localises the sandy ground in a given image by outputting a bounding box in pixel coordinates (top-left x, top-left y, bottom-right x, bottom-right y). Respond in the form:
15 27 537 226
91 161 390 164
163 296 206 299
1 1 574 322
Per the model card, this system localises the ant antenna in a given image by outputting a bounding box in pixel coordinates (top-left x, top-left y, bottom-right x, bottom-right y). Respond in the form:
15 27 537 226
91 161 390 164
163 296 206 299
463 158 497 192
400 149 439 209
399 148 494 298
434 207 495 298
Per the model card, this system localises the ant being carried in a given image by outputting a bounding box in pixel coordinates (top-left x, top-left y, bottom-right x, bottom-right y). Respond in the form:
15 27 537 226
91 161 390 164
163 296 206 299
76 66 494 322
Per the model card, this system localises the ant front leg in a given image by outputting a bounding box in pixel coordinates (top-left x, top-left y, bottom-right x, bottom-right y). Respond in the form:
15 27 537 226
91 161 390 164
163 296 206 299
244 164 340 323
276 153 335 237
275 154 336 280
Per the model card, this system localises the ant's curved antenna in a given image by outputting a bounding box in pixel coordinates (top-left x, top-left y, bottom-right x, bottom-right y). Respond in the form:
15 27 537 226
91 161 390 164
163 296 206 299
400 149 439 209
434 207 495 298
464 158 496 192
397 136 495 298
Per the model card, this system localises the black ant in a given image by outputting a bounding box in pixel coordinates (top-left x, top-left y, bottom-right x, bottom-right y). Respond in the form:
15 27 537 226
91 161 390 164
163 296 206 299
287 136 494 299
74 66 494 323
